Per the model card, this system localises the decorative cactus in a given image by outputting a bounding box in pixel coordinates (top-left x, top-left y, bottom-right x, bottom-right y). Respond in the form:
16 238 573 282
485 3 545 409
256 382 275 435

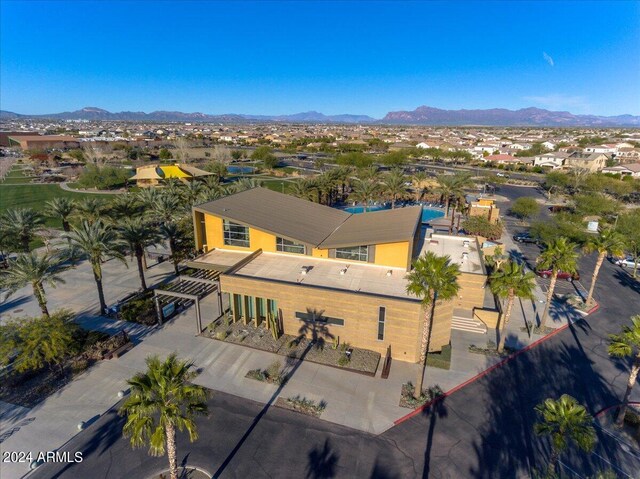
267 312 280 340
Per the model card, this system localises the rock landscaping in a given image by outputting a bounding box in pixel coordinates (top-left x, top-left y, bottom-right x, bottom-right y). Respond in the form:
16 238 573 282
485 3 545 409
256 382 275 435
468 341 516 357
399 382 444 409
0 330 128 408
275 395 327 417
204 317 380 375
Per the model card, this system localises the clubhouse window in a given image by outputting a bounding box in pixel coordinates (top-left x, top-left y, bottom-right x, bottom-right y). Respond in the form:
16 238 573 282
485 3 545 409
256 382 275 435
276 237 305 254
335 245 368 262
223 220 250 247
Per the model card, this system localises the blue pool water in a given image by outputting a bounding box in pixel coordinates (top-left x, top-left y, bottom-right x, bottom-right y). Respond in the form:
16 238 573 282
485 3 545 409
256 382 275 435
344 205 444 223
227 166 256 174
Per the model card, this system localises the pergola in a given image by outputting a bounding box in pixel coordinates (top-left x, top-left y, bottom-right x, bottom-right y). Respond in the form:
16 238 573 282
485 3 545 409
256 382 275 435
153 270 221 334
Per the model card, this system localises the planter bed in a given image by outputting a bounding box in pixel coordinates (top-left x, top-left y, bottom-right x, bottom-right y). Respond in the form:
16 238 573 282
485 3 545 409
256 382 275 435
468 341 516 358
399 382 444 409
274 396 326 417
0 331 128 408
203 319 380 375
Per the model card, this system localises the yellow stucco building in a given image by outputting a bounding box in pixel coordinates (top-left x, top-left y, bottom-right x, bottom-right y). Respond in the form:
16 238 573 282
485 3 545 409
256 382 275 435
189 188 493 363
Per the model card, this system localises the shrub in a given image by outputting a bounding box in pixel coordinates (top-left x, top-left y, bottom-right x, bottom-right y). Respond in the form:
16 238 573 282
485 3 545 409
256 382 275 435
285 395 327 416
216 330 228 341
400 382 444 408
246 368 266 382
71 357 89 375
460 216 503 240
266 360 282 380
76 165 131 190
120 297 156 325
337 355 350 367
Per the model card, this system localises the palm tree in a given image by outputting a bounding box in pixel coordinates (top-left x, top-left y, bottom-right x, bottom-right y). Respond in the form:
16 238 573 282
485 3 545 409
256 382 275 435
489 261 536 352
608 315 640 428
159 222 184 275
583 228 625 306
107 194 142 221
232 177 263 193
0 251 66 317
406 252 461 399
205 161 227 182
119 354 208 479
435 173 472 217
534 394 596 477
0 208 44 252
151 192 183 225
182 181 204 207
290 179 318 202
136 187 161 210
64 221 126 314
118 219 161 290
382 169 408 209
45 197 75 232
75 198 105 224
537 238 580 329
349 179 379 212
411 172 429 201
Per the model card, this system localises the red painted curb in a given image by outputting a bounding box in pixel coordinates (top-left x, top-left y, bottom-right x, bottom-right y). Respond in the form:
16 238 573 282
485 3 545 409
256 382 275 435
394 323 571 425
585 302 600 315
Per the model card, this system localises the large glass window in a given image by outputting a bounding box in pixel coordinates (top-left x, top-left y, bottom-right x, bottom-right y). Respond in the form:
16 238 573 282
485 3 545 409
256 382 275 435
233 294 243 321
276 237 305 254
245 296 255 321
335 245 369 262
223 220 250 247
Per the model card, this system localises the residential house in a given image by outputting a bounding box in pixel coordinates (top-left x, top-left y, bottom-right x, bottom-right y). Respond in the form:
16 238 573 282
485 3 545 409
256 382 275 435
564 152 608 172
533 152 571 169
601 163 640 178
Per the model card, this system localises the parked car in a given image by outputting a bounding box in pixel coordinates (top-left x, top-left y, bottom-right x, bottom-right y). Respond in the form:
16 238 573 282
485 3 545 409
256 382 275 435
615 256 638 269
536 268 580 281
496 172 510 178
513 232 539 244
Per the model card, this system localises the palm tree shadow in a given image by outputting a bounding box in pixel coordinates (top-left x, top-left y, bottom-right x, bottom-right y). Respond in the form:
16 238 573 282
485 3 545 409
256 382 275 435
212 307 334 478
613 269 640 294
421 393 447 479
306 438 339 479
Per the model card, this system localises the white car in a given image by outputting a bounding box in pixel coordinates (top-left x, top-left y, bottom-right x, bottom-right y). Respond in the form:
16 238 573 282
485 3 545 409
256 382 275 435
615 257 638 268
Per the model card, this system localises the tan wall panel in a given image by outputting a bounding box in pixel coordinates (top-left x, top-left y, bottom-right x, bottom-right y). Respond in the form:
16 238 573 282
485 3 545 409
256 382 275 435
219 275 448 362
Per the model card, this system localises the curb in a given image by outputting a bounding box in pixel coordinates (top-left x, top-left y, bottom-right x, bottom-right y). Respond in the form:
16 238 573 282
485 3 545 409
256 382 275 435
594 401 640 418
394 322 571 426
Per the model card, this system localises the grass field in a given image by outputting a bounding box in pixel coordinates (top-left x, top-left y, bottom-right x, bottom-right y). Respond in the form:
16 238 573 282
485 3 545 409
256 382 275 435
1 167 36 184
0 184 108 228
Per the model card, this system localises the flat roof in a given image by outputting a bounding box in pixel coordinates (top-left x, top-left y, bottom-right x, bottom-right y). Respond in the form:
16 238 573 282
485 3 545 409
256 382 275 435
186 248 253 272
319 206 421 248
419 233 485 275
9 135 77 142
230 251 418 301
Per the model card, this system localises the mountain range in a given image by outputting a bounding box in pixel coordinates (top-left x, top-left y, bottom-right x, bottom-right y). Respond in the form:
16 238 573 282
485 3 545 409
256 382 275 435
1 105 639 127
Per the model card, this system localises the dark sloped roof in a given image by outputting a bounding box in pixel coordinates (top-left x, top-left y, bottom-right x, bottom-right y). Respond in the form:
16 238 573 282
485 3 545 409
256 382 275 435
319 206 422 248
194 187 350 246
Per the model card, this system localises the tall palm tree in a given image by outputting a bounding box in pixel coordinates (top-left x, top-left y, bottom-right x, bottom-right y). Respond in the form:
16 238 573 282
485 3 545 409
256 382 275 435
137 187 161 211
411 171 429 201
290 179 318 202
583 228 625 306
349 179 379 212
537 238 580 329
45 197 75 232
406 252 461 399
489 261 536 352
435 173 472 217
182 181 204 207
232 177 263 193
151 192 183 225
382 169 408 209
159 222 184 275
608 315 640 428
205 161 227 182
534 394 596 477
0 251 66 317
107 194 142 221
118 219 161 290
64 221 126 314
0 208 44 252
75 198 105 225
119 354 208 479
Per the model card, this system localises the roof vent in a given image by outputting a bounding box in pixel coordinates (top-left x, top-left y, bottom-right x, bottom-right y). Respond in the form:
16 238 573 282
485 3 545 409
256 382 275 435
339 267 348 275
462 252 469 261
300 266 309 275
386 270 393 277
463 240 470 248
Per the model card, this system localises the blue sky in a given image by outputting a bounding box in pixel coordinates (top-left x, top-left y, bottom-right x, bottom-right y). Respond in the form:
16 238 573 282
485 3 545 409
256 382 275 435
1 1 639 117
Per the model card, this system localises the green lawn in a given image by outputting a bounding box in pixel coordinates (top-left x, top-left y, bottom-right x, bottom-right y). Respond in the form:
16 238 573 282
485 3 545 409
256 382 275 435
261 178 297 194
0 184 108 228
1 167 36 184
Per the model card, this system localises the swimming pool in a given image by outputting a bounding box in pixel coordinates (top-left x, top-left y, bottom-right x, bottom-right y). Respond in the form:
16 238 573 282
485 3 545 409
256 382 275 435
343 205 444 223
227 166 256 174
